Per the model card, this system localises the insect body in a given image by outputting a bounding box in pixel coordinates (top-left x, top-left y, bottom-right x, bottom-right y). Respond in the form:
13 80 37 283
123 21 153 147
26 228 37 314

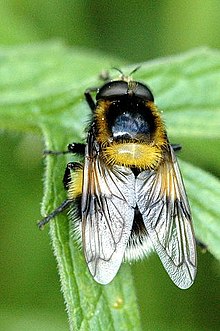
39 76 197 289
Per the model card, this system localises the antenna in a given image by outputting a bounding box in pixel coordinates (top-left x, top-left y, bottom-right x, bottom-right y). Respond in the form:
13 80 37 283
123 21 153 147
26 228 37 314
111 67 125 79
129 65 141 76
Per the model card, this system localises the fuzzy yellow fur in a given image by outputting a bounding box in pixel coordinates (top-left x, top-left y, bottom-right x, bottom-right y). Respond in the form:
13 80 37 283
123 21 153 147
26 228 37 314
68 168 83 200
102 142 162 169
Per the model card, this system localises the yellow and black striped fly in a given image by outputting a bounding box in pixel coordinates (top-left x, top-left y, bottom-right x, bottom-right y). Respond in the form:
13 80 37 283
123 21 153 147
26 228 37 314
38 74 197 289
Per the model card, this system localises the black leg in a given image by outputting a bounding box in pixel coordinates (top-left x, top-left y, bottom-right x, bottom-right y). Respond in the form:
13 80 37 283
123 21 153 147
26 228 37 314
84 88 97 111
44 149 70 156
171 144 182 152
67 143 85 155
196 238 207 252
44 143 86 156
37 199 72 229
63 161 83 190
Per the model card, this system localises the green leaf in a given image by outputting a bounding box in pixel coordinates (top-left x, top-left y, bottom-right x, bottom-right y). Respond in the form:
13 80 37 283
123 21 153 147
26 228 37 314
0 43 220 330
0 42 141 331
135 47 220 139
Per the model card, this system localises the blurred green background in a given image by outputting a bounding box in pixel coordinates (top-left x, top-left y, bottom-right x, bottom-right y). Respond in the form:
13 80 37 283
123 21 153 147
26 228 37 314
0 1 219 330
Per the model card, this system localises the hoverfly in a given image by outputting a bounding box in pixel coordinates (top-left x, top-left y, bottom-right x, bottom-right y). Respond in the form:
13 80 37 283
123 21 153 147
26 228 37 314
38 73 197 289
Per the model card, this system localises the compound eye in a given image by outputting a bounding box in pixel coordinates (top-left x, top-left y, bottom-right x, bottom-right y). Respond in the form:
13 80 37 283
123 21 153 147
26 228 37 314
134 82 154 102
96 80 154 102
96 81 128 100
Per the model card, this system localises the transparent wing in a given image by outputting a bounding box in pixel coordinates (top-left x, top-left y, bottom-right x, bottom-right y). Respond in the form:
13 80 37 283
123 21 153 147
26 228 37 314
136 145 197 289
81 129 135 284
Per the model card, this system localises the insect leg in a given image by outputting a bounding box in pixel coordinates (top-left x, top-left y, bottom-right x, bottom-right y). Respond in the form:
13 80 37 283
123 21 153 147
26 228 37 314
84 87 98 111
171 144 182 152
67 143 85 155
44 143 85 156
63 161 83 190
37 199 72 229
196 238 207 252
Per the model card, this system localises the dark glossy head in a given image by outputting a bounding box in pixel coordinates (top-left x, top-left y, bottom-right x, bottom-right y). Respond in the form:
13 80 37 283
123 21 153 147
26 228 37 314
96 80 154 102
